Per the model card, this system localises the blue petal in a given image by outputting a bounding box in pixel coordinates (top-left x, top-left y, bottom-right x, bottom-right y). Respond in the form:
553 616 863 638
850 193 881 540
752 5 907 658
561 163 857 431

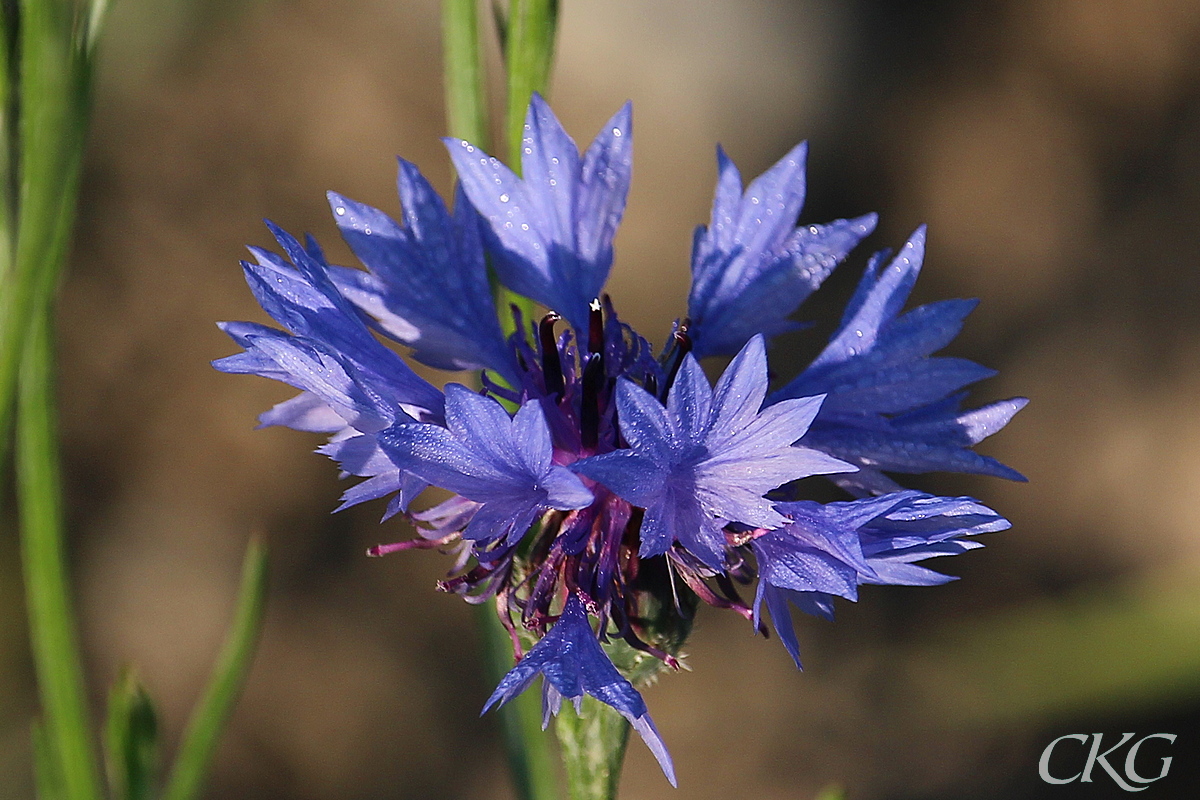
257 391 347 432
753 490 1006 665
449 95 632 331
482 595 676 786
817 229 926 368
802 358 998 416
665 357 713 443
688 143 876 357
640 483 726 567
756 583 802 667
576 336 855 569
327 161 517 381
800 418 1027 480
771 229 1027 480
215 327 393 432
609 378 678 464
571 450 664 508
753 584 837 668
378 387 593 545
706 336 771 441
752 530 861 601
222 222 446 421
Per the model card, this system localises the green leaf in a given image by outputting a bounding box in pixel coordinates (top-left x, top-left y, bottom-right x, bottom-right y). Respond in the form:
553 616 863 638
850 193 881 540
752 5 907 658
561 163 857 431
160 537 268 800
104 669 159 800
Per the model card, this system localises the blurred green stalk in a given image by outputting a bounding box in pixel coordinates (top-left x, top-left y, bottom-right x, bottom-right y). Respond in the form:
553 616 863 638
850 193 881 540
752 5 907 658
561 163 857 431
4 4 275 799
503 0 557 171
20 301 101 800
161 538 268 800
442 0 488 153
5 2 104 799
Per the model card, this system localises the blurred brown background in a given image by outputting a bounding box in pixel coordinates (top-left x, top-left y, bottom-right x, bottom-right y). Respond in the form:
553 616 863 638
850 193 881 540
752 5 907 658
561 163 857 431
4 0 1200 797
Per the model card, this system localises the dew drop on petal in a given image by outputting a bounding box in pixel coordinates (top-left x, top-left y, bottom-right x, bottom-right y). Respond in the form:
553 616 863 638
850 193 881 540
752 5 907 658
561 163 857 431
500 194 510 203
612 127 622 137
335 206 346 216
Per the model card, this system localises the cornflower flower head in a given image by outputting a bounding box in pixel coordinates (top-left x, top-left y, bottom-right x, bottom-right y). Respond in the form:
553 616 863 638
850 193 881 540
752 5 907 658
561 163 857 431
215 94 1025 784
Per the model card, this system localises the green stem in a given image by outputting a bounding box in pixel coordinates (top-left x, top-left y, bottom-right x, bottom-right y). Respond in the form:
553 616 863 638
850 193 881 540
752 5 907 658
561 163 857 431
18 302 102 800
161 538 268 800
1 0 89 467
0 7 15 277
32 720 65 800
0 1 14 523
493 0 555 338
476 603 562 800
442 0 488 149
10 6 99 798
504 0 557 170
553 697 630 800
442 7 560 796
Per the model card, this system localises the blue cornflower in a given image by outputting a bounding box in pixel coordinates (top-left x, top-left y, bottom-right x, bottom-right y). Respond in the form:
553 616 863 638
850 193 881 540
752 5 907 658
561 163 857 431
216 94 1025 783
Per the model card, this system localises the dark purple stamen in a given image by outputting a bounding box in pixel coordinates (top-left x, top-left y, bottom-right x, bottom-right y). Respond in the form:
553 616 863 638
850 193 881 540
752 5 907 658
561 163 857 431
713 572 750 610
660 319 692 400
581 353 604 450
668 551 753 620
620 629 681 670
539 313 565 397
587 297 604 354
